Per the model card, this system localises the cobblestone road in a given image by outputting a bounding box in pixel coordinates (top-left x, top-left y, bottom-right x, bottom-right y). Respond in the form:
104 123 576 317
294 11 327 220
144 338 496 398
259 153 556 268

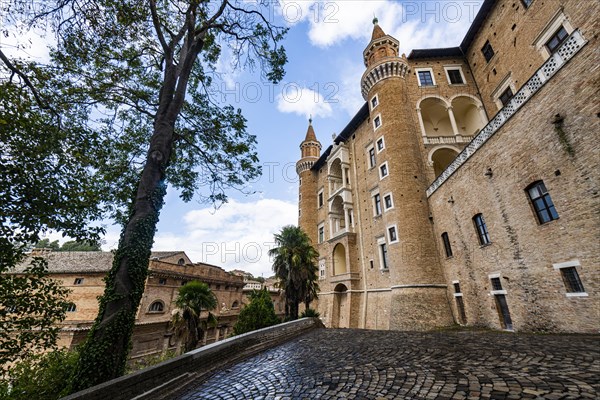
175 329 599 400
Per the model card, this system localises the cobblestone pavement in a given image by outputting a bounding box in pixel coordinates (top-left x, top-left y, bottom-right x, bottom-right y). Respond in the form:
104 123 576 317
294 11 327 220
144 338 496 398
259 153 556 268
175 329 600 400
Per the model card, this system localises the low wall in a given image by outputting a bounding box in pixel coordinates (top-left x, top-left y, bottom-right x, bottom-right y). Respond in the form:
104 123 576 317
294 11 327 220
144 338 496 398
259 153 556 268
62 318 324 400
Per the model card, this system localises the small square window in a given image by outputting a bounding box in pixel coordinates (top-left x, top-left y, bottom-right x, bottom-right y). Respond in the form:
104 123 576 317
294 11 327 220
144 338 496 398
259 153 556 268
159 278 167 285
453 282 461 294
379 163 388 179
560 267 585 293
499 87 513 106
74 278 84 285
447 69 464 84
384 194 393 210
368 147 376 168
371 95 379 109
388 226 398 243
481 41 495 62
373 194 382 216
527 181 559 224
374 115 382 129
417 70 434 86
546 26 568 53
491 277 503 291
376 137 385 152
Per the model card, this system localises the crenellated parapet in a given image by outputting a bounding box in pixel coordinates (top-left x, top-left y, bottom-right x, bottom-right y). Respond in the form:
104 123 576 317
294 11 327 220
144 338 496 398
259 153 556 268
361 58 409 99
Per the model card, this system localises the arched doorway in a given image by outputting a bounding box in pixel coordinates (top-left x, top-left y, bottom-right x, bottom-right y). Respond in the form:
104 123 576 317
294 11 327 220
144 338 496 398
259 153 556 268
431 147 459 177
332 283 348 328
332 243 347 275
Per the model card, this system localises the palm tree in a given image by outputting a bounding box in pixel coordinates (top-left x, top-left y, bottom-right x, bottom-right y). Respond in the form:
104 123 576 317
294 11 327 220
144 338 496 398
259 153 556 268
171 281 217 353
269 225 319 320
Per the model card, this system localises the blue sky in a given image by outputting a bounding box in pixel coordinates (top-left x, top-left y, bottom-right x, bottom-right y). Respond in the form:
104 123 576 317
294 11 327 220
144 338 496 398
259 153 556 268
6 1 484 278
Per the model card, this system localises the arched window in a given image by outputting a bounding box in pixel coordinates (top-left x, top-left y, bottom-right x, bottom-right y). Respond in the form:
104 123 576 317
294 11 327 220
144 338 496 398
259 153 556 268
65 303 77 312
177 258 185 265
149 301 164 312
232 301 239 309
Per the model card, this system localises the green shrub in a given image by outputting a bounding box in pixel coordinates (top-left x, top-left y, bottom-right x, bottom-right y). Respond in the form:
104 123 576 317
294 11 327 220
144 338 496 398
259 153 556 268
300 308 320 318
233 289 280 335
0 349 78 400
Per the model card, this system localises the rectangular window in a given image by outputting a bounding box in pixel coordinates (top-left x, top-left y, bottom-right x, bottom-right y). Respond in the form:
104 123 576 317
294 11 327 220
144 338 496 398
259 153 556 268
374 115 382 129
379 163 388 179
318 191 324 208
473 214 491 245
388 226 398 243
447 69 464 84
417 70 434 86
374 193 382 216
368 147 376 168
369 260 374 269
74 278 84 285
499 87 513 106
159 278 167 285
481 41 495 62
453 282 461 293
560 267 585 293
491 277 503 291
319 259 326 280
383 194 393 210
376 137 385 152
371 95 379 109
65 303 77 312
546 26 568 53
527 181 559 224
318 225 324 243
380 243 389 270
441 232 453 257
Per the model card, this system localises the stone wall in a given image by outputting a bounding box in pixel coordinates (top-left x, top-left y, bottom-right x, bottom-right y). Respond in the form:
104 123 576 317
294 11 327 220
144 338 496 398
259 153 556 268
61 318 324 400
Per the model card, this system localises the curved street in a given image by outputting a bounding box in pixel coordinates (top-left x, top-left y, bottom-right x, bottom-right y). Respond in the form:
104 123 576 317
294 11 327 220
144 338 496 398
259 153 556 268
173 328 599 400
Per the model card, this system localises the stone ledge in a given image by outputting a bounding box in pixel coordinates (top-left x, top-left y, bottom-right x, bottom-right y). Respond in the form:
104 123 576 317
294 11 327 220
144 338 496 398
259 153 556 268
61 318 324 400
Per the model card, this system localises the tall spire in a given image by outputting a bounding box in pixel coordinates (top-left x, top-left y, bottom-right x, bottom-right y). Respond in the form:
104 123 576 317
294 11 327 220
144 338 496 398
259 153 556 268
371 17 386 40
304 117 317 143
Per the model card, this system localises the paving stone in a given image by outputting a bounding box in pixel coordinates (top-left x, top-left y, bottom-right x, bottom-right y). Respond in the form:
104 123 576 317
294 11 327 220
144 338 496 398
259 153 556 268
170 329 600 399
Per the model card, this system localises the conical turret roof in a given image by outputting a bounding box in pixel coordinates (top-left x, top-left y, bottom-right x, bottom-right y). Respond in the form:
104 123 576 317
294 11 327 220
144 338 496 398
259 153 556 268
371 17 386 40
303 118 317 142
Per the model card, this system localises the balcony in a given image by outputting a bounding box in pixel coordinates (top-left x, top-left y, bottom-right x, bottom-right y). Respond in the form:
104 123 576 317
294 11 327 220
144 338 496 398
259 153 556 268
423 135 474 145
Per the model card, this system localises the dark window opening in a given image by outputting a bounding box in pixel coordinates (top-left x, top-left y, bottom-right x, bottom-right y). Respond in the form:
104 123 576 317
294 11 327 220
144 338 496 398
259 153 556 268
447 69 464 84
560 267 585 293
481 41 495 62
453 282 461 293
74 278 84 285
380 243 389 270
369 148 376 168
527 181 559 224
418 71 434 86
374 194 382 216
491 277 503 291
159 278 167 285
473 214 491 245
499 87 514 106
441 232 453 257
149 301 164 312
546 26 568 53
318 192 324 207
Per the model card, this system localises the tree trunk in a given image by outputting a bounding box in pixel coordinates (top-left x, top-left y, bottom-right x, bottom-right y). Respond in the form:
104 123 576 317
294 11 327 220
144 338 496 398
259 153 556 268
71 119 174 391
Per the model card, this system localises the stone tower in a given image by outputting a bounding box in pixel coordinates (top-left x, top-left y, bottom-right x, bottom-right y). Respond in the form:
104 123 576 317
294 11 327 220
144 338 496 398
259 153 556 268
361 19 453 330
296 119 321 245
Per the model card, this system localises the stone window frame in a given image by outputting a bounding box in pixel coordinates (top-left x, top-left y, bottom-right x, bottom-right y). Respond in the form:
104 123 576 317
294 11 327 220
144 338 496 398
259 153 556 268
371 189 382 217
443 65 466 85
387 224 399 244
491 73 516 110
552 260 587 297
377 236 389 271
148 300 165 313
379 161 389 180
383 192 394 212
415 67 436 87
452 280 462 296
376 135 385 153
532 8 575 60
373 114 382 130
317 222 325 244
488 273 507 295
318 258 326 280
370 94 379 110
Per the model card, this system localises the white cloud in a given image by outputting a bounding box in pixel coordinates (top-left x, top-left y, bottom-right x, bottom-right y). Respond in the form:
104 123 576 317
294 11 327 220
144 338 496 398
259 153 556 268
152 198 297 278
276 84 333 118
